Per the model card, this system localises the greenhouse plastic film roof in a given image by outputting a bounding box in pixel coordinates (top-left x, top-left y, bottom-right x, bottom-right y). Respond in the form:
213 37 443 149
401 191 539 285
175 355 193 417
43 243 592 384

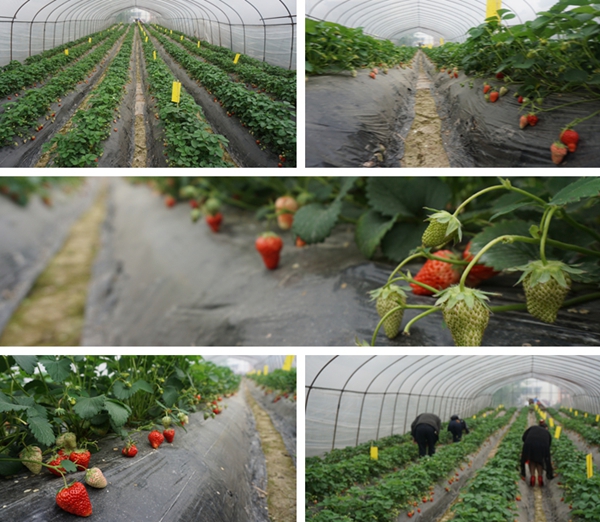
307 0 544 43
0 0 296 68
305 355 600 457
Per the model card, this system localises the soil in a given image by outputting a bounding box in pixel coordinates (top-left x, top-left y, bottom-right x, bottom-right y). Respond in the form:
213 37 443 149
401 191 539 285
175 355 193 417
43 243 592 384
400 52 450 168
245 383 296 522
0 184 107 346
132 31 149 168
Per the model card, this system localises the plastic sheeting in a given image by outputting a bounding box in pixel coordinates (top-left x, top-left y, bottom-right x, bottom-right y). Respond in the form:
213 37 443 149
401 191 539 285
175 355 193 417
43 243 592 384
424 58 600 168
247 380 297 465
0 389 269 521
0 0 295 69
306 67 417 167
306 0 540 44
305 355 600 457
0 180 100 336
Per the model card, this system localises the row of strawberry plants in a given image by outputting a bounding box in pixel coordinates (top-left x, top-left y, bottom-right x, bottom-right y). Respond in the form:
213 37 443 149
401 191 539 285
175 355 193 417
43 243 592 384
548 408 600 446
173 30 295 78
0 355 240 477
42 28 134 167
147 26 296 165
155 25 295 105
0 27 126 148
247 368 296 395
451 408 527 522
0 177 82 206
0 28 115 99
307 417 479 503
309 408 515 522
138 26 231 167
558 406 599 427
544 411 600 521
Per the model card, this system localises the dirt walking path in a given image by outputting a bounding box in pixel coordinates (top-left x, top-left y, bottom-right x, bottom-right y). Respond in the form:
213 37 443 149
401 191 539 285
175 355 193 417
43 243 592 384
132 30 148 168
0 184 107 346
245 384 296 522
401 51 450 168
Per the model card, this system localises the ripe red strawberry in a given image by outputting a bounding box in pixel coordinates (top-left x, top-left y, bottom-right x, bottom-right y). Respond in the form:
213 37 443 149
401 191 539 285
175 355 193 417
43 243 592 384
559 129 579 152
69 449 91 470
20 446 42 474
483 84 491 94
148 430 164 449
496 72 505 79
255 232 283 270
527 113 539 126
48 454 68 476
275 196 299 230
454 71 458 78
436 287 492 346
56 481 92 517
121 443 138 458
462 241 499 286
205 212 223 232
410 251 462 295
85 467 107 488
489 91 499 103
189 199 199 209
213 408 222 414
295 236 306 247
165 195 176 208
163 428 175 443
518 96 524 104
550 141 567 165
519 115 528 129
369 72 376 79
370 284 407 339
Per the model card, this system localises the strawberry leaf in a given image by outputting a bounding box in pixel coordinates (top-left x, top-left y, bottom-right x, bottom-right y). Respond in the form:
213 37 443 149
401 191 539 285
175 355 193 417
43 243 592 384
0 456 24 477
355 210 398 258
73 395 106 419
26 408 55 446
39 356 73 383
381 222 428 262
12 356 38 375
367 177 451 218
104 399 130 427
292 201 342 244
0 391 29 413
549 177 600 205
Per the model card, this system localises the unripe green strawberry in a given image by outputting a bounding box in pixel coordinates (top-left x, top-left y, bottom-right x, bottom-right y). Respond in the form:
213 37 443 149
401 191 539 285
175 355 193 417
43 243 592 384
516 260 582 323
422 209 462 248
436 286 493 346
56 432 77 450
370 285 406 339
20 446 43 474
161 415 172 428
85 467 107 488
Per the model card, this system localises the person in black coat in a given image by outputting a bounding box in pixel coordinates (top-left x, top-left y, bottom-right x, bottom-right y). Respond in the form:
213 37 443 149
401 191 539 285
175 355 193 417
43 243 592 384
520 421 553 486
448 414 470 442
411 413 442 457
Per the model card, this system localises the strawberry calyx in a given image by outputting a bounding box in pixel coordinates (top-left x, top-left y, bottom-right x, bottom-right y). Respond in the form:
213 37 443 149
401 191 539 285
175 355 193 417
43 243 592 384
435 285 495 311
513 260 582 289
369 284 407 303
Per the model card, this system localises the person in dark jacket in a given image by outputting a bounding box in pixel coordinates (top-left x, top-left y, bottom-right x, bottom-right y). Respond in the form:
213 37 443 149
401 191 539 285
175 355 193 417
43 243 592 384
448 414 470 442
520 423 553 486
411 413 442 457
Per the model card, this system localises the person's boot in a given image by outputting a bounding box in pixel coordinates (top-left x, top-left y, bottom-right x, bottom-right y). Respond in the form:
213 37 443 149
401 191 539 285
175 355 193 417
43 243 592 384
538 476 544 487
530 476 535 487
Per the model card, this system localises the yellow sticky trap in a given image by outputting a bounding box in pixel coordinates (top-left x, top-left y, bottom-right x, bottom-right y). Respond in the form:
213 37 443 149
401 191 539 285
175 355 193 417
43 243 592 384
170 30 173 34
171 81 182 103
555 426 562 439
145 37 148 43
549 418 554 428
587 454 593 478
181 35 184 41
486 0 502 20
483 413 487 418
64 49 69 56
282 355 294 372
153 51 157 61
440 37 444 46
570 407 573 412
472 415 476 419
596 414 599 422
233 53 241 64
88 38 92 43
263 365 269 376
197 41 200 48
370 446 378 460
575 411 579 416
584 412 588 418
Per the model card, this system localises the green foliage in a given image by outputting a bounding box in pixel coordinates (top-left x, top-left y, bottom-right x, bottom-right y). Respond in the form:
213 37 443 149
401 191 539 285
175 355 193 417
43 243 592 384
0 177 83 206
248 368 296 395
306 19 417 75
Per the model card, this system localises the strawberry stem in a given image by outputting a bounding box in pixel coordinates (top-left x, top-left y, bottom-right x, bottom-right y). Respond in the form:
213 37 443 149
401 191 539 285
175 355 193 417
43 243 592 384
459 235 514 291
558 210 600 243
387 253 425 284
540 206 558 265
490 291 600 313
402 307 441 336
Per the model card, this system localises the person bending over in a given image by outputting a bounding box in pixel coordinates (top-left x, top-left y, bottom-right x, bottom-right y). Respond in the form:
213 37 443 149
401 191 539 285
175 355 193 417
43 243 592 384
411 413 442 457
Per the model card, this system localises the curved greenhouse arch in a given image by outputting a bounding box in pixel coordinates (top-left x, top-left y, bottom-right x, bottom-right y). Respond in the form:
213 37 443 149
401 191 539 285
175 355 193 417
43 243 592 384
306 355 600 457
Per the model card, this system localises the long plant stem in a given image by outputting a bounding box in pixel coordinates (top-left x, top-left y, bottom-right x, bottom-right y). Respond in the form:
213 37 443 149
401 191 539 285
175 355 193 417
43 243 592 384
540 206 559 265
403 307 441 335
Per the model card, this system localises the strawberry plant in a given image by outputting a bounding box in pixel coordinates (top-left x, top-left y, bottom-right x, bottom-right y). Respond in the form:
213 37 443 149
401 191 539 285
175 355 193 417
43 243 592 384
0 177 82 206
306 19 417 75
366 177 600 346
